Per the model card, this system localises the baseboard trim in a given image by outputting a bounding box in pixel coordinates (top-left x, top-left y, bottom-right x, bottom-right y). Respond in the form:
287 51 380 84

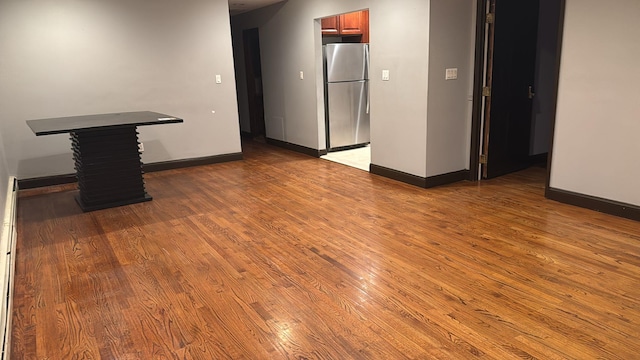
18 153 244 189
546 187 640 222
369 165 470 189
266 138 327 158
143 153 243 173
369 164 427 188
1 177 17 248
425 170 470 188
2 177 18 360
18 174 77 189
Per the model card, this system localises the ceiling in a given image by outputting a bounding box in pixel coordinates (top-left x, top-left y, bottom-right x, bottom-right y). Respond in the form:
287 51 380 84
229 0 286 16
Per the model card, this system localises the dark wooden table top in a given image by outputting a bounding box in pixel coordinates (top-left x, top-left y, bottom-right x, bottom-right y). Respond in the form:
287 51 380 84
26 111 183 136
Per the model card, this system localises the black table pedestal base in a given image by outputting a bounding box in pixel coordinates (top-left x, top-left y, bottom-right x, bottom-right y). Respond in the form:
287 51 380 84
74 193 152 212
71 126 151 212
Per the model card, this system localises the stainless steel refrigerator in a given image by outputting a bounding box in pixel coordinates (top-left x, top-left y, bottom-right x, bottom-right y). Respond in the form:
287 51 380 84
324 43 370 151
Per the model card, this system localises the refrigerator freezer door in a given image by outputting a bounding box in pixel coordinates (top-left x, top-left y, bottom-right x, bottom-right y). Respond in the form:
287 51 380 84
327 80 370 149
325 44 369 82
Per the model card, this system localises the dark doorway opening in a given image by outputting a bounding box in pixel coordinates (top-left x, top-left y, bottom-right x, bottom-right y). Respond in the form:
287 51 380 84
469 0 566 183
482 0 539 179
243 28 266 138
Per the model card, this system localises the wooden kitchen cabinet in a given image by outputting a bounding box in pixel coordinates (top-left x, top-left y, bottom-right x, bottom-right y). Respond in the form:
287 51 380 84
354 10 369 43
321 10 369 43
339 11 366 35
321 16 340 35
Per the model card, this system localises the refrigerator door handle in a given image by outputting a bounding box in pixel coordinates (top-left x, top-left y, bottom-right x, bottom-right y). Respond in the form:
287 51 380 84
365 45 370 114
366 82 370 115
364 44 370 79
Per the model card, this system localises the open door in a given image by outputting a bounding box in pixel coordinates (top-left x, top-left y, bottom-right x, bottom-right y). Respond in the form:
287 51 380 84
481 0 540 179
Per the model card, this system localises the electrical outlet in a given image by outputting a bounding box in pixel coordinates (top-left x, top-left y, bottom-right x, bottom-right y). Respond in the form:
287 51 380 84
445 68 458 80
382 70 390 81
138 142 144 152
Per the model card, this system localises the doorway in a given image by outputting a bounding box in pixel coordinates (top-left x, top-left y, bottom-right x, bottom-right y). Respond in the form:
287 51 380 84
469 0 565 182
318 10 371 172
242 28 266 138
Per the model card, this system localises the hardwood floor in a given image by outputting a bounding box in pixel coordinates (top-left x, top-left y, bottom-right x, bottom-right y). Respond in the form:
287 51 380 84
12 140 640 359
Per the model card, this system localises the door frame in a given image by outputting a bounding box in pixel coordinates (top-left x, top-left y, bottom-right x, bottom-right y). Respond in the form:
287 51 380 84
468 0 567 194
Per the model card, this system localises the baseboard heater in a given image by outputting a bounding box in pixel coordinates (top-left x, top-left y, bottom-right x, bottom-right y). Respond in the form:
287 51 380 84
0 177 17 360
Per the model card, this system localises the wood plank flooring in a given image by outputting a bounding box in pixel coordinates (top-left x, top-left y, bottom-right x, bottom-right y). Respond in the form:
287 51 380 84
11 139 640 359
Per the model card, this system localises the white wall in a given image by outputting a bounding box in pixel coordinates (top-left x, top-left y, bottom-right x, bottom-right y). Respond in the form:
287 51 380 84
0 0 242 179
426 0 475 177
232 0 433 178
551 0 640 206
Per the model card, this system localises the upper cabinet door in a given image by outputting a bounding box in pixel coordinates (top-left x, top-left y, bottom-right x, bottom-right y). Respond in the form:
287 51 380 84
321 16 340 35
339 12 364 35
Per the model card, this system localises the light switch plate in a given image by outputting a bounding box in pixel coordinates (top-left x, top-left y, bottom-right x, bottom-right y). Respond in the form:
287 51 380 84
445 68 458 80
299 71 304 80
216 75 222 84
382 70 390 81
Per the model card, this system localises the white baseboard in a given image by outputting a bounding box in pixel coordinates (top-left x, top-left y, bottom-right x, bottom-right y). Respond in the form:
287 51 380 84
0 177 17 360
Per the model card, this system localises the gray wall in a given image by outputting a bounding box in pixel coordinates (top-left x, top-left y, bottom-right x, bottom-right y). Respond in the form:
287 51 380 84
232 0 476 178
426 0 475 177
368 1 430 177
0 0 242 179
551 0 640 206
